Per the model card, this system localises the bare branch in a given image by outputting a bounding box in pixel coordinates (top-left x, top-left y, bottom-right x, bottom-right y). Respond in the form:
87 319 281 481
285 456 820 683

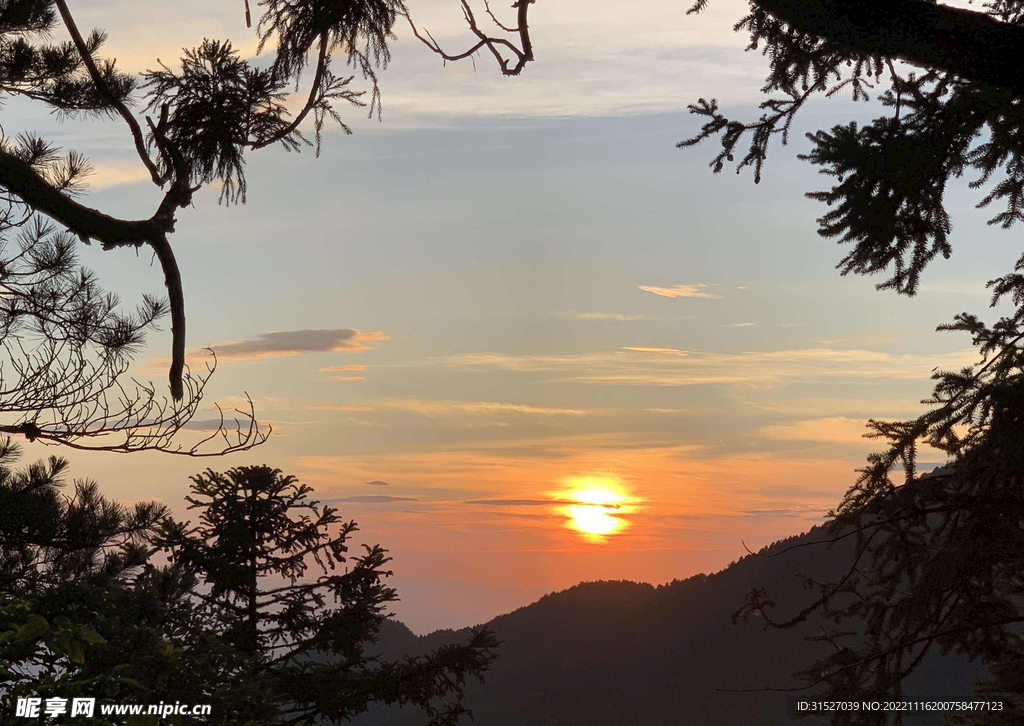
406 0 534 76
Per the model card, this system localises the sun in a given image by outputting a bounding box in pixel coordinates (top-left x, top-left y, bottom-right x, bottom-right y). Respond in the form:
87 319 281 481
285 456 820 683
567 503 623 536
557 478 636 541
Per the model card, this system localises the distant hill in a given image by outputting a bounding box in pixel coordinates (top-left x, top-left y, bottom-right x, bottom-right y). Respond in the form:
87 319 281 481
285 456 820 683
353 523 984 726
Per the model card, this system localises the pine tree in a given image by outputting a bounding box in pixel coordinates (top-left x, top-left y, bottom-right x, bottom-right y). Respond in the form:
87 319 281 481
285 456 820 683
0 211 265 453
1 458 497 725
0 437 183 721
153 465 497 726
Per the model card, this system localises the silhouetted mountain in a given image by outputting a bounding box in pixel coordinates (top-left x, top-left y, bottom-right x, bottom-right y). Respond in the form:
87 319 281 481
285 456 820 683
355 523 983 726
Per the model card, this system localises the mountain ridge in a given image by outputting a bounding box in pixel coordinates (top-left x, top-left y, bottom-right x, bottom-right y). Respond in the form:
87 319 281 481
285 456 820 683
357 523 982 725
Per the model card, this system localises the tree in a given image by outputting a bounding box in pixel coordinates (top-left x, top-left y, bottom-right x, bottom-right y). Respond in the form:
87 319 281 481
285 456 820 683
152 465 498 726
421 0 1024 721
0 436 183 718
0 204 265 454
1 457 498 725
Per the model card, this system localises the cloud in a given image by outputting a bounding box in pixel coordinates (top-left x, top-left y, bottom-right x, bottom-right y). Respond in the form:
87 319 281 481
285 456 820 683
326 495 418 503
208 395 291 412
366 480 389 486
339 416 389 427
556 311 647 322
319 364 367 372
918 279 990 295
741 506 829 518
430 347 976 387
621 346 688 356
327 376 366 381
208 329 389 360
181 418 236 432
61 0 766 130
727 322 756 328
466 498 621 509
307 404 375 412
466 498 556 506
373 398 594 417
87 161 153 190
637 283 723 299
746 396 924 418
757 417 870 444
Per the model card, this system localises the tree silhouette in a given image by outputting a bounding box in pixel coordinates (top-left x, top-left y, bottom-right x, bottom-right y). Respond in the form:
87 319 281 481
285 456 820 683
1 458 497 725
0 437 184 716
153 465 498 726
674 2 1024 721
0 178 265 454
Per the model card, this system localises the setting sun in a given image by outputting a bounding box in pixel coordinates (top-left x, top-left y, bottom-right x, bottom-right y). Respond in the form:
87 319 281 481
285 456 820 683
567 504 623 536
557 480 637 541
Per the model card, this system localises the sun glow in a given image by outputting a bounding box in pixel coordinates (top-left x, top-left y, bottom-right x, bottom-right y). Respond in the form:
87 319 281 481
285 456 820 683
567 503 623 536
558 478 637 541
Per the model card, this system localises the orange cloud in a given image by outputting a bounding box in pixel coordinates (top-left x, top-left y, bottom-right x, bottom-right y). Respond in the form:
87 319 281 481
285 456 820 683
637 283 722 299
207 329 389 361
621 346 688 356
757 416 870 444
372 398 594 417
558 311 647 322
435 348 976 387
308 404 375 412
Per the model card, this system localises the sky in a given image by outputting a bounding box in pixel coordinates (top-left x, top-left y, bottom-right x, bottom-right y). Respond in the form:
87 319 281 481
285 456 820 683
7 0 1018 633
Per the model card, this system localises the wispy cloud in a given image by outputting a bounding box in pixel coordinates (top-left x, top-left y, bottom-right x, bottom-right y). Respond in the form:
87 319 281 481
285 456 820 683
88 161 152 190
307 404 375 412
741 505 829 518
69 0 763 128
207 395 292 412
181 418 240 432
727 322 756 328
466 498 556 506
555 311 647 322
467 497 622 508
326 495 418 503
638 283 722 299
366 480 389 487
918 279 990 295
757 417 870 444
319 364 367 372
372 398 595 417
431 347 976 387
207 329 389 360
621 346 688 356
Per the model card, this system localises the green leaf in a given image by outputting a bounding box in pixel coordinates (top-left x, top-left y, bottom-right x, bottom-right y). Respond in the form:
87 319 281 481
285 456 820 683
78 626 107 646
14 614 49 642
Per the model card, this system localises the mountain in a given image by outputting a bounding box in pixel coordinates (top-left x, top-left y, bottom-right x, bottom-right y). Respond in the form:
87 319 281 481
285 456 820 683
353 523 984 726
